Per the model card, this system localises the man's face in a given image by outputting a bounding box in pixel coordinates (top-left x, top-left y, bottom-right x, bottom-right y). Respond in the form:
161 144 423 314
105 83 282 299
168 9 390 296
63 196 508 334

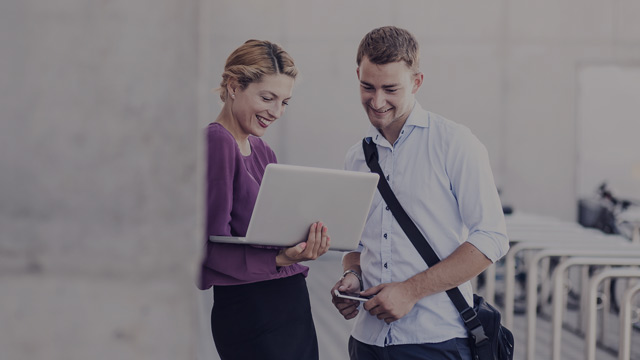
357 57 423 143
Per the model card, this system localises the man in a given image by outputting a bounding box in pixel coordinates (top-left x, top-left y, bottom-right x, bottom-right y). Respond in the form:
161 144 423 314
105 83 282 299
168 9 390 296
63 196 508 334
331 26 509 359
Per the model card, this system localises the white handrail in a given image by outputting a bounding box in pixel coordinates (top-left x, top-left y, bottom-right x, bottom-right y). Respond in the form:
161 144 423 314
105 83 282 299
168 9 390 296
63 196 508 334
481 263 496 304
585 268 640 360
496 216 628 322
504 240 601 328
503 240 634 329
618 283 640 360
525 248 640 360
549 256 640 360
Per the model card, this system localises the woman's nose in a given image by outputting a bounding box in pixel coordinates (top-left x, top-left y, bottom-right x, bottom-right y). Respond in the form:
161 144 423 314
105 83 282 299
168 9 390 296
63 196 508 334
270 102 285 119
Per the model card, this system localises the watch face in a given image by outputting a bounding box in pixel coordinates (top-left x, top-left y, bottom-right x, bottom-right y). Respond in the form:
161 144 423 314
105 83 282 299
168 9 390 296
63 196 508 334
343 270 363 290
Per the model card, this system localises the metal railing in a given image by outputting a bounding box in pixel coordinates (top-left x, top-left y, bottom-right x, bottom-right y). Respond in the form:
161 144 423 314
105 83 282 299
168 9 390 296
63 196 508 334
618 282 640 360
585 268 640 360
523 247 640 359
502 239 631 328
549 256 640 360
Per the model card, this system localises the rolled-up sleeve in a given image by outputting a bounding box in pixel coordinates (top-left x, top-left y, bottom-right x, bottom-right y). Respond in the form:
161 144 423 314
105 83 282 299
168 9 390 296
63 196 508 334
447 129 509 262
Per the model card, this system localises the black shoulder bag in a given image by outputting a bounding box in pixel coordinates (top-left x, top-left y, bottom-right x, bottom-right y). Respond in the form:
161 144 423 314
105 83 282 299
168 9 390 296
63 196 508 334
362 139 514 360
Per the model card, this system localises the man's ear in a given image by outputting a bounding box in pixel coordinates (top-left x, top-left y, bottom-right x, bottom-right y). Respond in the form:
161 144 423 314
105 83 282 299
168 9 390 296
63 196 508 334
356 67 360 80
412 72 424 94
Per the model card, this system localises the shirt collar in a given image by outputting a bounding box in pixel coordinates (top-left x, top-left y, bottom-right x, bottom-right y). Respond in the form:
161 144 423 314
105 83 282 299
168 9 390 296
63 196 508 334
365 101 429 147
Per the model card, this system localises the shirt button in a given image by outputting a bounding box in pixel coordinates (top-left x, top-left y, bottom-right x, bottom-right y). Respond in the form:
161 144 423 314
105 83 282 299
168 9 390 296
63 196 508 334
384 263 388 269
386 175 390 181
385 206 389 211
383 233 387 239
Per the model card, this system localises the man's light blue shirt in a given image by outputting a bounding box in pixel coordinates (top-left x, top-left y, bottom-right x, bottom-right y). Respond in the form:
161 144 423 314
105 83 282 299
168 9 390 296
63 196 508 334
344 102 509 346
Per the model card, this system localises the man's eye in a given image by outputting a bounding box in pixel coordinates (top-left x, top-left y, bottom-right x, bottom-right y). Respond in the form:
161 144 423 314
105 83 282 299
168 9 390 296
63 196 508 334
386 89 397 93
262 96 272 101
282 101 289 106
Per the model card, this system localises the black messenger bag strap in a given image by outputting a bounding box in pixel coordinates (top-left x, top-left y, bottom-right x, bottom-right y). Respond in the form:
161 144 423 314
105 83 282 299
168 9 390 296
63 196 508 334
361 138 489 346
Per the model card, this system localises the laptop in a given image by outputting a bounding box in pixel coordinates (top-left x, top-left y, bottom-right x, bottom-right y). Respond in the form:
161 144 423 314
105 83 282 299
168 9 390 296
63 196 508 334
209 163 379 251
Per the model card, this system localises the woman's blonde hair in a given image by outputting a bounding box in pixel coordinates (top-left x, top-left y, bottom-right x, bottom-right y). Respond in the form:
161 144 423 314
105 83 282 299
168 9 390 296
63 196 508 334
219 40 298 102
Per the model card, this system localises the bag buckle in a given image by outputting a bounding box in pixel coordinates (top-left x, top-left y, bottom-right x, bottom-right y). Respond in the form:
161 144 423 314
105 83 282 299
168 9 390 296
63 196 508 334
469 325 489 345
461 308 489 345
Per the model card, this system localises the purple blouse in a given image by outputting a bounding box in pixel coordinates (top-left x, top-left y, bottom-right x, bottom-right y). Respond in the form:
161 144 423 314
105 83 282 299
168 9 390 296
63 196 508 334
198 123 308 289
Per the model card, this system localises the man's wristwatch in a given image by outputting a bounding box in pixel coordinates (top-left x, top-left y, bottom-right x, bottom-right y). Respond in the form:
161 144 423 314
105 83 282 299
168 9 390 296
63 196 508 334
342 269 363 291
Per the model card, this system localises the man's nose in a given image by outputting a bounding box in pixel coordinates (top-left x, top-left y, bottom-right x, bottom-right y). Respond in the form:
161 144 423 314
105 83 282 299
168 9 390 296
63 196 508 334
371 91 386 109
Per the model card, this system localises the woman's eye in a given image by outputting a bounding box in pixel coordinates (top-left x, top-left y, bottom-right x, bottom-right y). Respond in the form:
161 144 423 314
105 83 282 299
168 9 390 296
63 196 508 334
261 96 272 101
282 101 289 106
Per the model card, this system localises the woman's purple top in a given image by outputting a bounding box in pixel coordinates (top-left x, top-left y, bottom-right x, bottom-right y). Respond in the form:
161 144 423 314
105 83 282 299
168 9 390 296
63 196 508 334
198 123 308 289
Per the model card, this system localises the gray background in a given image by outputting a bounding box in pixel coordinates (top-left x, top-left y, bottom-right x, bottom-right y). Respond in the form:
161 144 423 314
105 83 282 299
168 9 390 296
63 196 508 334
2 1 640 359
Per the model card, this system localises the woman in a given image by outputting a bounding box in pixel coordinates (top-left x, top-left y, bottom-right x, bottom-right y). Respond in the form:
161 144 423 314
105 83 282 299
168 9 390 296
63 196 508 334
199 39 331 360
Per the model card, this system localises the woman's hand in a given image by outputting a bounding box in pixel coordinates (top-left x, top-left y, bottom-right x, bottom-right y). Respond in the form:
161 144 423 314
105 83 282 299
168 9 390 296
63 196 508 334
276 222 331 267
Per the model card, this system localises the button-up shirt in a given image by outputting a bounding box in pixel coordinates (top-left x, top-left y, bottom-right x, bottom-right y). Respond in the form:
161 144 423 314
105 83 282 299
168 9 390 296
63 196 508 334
344 102 509 346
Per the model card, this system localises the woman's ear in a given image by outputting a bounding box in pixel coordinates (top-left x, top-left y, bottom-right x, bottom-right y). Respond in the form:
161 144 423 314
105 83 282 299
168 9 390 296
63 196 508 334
226 78 238 99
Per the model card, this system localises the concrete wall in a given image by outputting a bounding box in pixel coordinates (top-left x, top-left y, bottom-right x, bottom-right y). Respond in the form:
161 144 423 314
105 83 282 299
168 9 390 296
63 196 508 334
3 1 640 360
1 1 201 359
206 0 640 221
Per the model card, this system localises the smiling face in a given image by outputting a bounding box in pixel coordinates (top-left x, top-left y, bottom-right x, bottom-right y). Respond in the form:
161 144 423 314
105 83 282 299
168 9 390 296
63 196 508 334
357 56 423 144
229 73 294 138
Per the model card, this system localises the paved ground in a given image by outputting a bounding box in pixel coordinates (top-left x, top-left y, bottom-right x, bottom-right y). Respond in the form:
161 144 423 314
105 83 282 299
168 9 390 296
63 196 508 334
304 252 640 360
198 251 640 359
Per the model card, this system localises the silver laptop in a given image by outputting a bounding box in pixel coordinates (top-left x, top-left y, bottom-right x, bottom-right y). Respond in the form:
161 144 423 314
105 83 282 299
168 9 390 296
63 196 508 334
209 163 379 251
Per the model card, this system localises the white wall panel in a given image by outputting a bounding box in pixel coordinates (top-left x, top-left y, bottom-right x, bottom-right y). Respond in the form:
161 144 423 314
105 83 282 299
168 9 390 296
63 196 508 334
396 0 505 40
508 0 614 42
416 43 505 180
616 0 640 43
576 65 640 200
503 44 612 218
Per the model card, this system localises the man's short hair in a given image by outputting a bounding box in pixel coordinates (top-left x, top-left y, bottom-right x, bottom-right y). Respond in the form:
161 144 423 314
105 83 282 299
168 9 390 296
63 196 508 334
356 26 419 71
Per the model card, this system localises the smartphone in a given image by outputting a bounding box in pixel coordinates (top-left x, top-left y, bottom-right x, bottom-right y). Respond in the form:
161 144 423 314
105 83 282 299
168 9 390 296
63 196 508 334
334 289 373 302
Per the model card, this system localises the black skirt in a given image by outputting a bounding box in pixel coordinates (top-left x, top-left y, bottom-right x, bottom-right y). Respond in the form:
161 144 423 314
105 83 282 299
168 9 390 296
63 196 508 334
211 274 319 360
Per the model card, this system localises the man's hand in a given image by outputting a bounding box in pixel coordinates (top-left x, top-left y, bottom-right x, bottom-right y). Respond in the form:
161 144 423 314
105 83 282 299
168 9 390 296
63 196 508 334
330 272 362 320
361 281 419 324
